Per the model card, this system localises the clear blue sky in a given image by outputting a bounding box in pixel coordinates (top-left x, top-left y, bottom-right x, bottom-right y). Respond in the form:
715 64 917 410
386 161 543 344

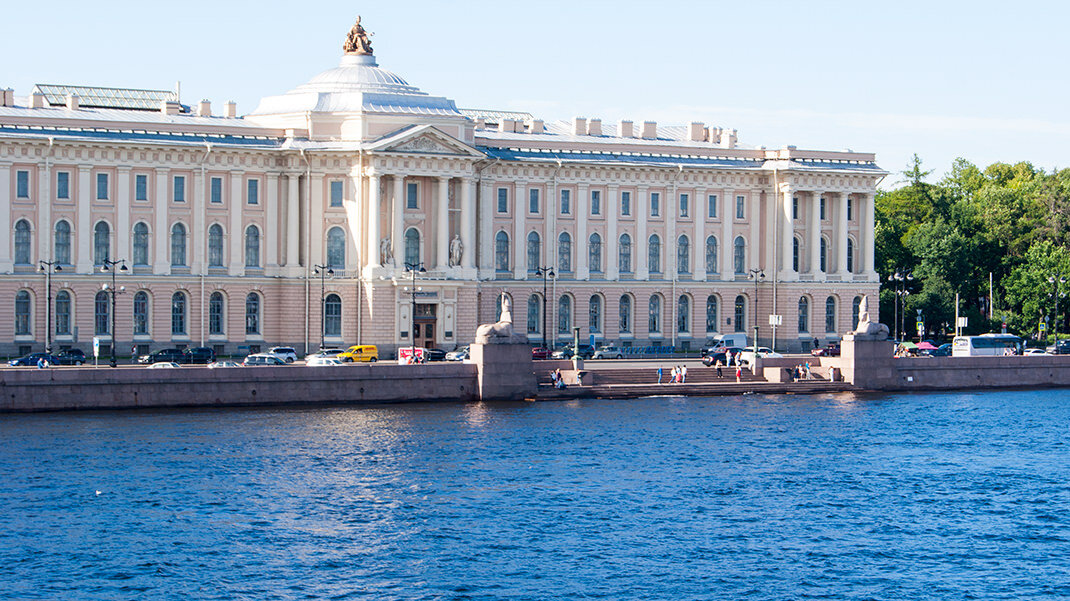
5 0 1068 188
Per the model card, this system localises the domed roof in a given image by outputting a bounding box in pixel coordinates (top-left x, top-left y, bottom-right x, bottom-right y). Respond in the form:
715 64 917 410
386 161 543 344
292 55 421 96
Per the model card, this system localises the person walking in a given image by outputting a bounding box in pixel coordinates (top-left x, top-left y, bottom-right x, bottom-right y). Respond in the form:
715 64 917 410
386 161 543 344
681 365 688 383
657 366 663 384
716 359 723 378
735 364 742 383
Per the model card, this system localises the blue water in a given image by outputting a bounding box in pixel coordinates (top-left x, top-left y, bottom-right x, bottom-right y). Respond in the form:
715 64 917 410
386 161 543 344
2 390 1070 600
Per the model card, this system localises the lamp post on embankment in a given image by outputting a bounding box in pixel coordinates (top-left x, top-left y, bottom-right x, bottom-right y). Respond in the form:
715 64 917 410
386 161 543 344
535 266 555 351
1049 274 1065 343
748 268 764 348
887 269 913 341
100 258 128 368
313 263 334 350
39 260 62 354
405 261 426 358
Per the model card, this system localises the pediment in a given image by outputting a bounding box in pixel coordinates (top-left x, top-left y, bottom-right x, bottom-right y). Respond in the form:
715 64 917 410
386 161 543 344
367 124 485 158
393 135 457 154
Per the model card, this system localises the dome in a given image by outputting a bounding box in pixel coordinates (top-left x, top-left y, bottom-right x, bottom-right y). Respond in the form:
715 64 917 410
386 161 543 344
291 55 422 96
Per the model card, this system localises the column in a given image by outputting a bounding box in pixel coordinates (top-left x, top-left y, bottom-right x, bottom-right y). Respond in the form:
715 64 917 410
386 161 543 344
461 177 475 270
436 176 449 270
366 174 381 270
607 184 620 280
478 180 492 277
392 175 404 269
286 174 300 268
546 179 556 274
265 173 279 268
152 168 168 273
779 187 794 279
749 191 761 271
228 171 244 274
576 183 588 279
346 170 362 271
192 169 206 272
0 162 11 270
117 167 131 264
862 193 875 275
837 192 849 275
693 187 705 280
809 191 821 276
636 186 649 279
37 163 51 262
513 180 526 279
309 173 324 268
720 188 732 277
666 188 677 277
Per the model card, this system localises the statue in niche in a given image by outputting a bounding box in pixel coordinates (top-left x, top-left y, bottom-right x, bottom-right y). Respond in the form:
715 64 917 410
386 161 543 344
343 16 374 55
380 236 393 266
449 235 463 267
851 295 890 339
475 293 526 344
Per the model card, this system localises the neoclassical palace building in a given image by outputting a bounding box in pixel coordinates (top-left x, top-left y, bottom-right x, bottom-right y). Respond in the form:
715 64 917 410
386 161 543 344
0 19 884 358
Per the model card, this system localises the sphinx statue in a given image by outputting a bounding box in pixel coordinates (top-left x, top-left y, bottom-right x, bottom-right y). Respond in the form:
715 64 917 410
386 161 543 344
851 295 891 339
474 293 527 344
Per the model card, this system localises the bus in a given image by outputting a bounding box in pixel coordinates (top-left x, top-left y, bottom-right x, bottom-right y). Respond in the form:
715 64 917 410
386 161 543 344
951 334 1023 357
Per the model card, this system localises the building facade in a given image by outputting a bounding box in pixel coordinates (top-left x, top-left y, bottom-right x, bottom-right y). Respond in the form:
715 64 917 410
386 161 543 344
0 21 884 358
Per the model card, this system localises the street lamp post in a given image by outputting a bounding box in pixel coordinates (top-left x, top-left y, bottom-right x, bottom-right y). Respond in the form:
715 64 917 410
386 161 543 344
405 261 426 359
535 266 555 351
313 264 334 351
887 270 913 341
747 268 765 348
100 258 128 368
39 260 62 354
1049 274 1066 343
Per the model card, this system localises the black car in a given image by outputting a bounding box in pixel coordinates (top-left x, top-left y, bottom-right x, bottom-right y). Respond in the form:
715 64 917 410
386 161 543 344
138 348 186 364
52 349 86 366
552 345 595 359
930 343 952 357
423 348 448 362
1056 340 1070 355
701 346 744 367
8 352 58 367
183 347 216 364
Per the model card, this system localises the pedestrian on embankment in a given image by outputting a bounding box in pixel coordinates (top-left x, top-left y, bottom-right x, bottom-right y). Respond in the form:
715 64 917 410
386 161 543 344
657 366 663 384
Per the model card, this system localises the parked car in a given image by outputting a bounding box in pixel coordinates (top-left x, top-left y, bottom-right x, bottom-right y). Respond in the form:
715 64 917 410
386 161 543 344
930 343 952 357
423 348 448 362
738 347 783 366
138 348 186 364
531 347 551 360
147 362 181 369
701 346 744 367
304 348 346 362
207 360 242 368
52 349 87 366
183 347 216 364
446 346 470 361
338 345 379 363
811 343 841 357
1024 348 1049 356
8 352 58 367
306 356 344 366
243 353 288 366
552 345 595 360
592 345 624 360
701 334 750 357
266 347 298 363
1055 340 1070 355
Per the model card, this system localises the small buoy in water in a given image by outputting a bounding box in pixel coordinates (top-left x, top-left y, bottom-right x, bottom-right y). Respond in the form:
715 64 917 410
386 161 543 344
95 490 102 496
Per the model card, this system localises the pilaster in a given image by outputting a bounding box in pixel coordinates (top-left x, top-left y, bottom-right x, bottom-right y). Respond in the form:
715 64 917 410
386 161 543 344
152 167 168 273
228 170 244 274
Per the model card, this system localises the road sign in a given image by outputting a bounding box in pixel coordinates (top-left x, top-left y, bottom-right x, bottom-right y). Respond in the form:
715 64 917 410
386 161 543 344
1040 322 1047 331
92 337 100 358
916 321 924 333
768 314 782 326
957 317 969 328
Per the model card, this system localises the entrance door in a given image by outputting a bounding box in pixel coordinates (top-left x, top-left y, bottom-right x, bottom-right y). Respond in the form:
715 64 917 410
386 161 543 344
413 304 437 349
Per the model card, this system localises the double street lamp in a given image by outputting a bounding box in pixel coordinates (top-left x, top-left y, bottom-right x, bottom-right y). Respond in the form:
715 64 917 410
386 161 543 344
100 258 128 368
313 264 334 351
535 265 556 351
747 268 765 348
1049 273 1066 342
405 261 427 359
39 260 62 354
887 270 913 341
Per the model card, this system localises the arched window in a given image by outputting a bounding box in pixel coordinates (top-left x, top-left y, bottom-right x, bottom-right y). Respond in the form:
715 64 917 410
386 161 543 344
705 236 718 274
589 295 602 334
133 222 149 266
706 296 718 333
557 295 572 334
209 292 224 335
847 239 855 273
619 295 632 333
852 296 862 330
619 233 632 274
133 291 149 335
527 231 541 273
589 233 602 274
527 294 540 334
648 294 662 333
245 293 260 335
798 297 810 333
208 224 224 267
55 221 72 265
55 290 71 335
648 234 661 273
734 295 746 332
825 296 837 333
245 225 260 268
171 223 187 267
733 237 746 274
820 238 828 273
15 290 31 335
677 235 690 274
327 227 346 269
94 221 110 266
495 231 510 272
325 293 342 337
171 291 187 335
404 228 420 267
558 232 572 272
14 220 31 265
94 290 109 335
792 237 800 272
677 294 690 333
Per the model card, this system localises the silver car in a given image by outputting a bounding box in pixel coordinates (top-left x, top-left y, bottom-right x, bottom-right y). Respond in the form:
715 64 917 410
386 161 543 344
591 345 624 360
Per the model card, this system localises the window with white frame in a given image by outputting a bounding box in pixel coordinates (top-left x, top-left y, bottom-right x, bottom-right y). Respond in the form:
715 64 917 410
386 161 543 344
173 175 185 203
497 188 508 213
134 291 150 335
591 190 601 215
708 194 717 219
679 193 689 218
330 180 344 208
735 195 745 219
619 295 631 333
560 189 571 214
650 192 660 217
529 188 539 214
819 197 826 220
172 291 188 335
135 174 148 201
406 182 418 209
209 292 224 336
621 191 631 216
247 179 259 205
16 170 30 199
210 177 223 204
96 172 109 200
56 172 70 200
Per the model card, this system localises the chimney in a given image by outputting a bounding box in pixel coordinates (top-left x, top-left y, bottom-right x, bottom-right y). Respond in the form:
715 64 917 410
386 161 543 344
618 120 633 138
499 118 515 133
641 121 657 139
587 118 602 136
65 94 79 110
475 118 486 130
710 127 722 145
224 101 237 118
720 129 738 149
1 88 13 107
198 100 212 117
688 122 705 142
161 100 181 115
572 116 587 136
30 91 45 108
529 119 544 134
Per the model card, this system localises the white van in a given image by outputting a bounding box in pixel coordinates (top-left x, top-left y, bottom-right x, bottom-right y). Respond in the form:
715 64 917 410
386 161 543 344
702 333 748 355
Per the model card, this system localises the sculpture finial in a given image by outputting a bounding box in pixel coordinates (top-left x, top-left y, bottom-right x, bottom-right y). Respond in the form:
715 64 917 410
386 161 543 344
343 16 374 55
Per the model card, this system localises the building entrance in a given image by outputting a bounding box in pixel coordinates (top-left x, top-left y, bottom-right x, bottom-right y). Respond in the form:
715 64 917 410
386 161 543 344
413 304 437 349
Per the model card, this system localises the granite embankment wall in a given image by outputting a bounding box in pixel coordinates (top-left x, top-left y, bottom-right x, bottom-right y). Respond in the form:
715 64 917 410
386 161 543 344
0 363 479 412
882 355 1070 390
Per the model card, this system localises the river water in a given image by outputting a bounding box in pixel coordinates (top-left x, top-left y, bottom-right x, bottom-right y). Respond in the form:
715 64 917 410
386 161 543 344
2 390 1069 600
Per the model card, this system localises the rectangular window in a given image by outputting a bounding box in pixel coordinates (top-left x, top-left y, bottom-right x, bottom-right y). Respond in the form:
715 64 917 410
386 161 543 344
735 195 745 220
330 180 344 207
210 177 223 203
679 193 689 218
708 194 718 218
135 174 148 201
173 175 186 203
819 197 826 220
497 188 508 213
529 188 539 214
56 171 70 200
621 191 631 216
651 192 660 217
847 198 853 221
247 179 259 205
15 170 29 198
560 189 571 214
792 197 799 220
406 182 418 209
96 172 109 200
591 190 601 215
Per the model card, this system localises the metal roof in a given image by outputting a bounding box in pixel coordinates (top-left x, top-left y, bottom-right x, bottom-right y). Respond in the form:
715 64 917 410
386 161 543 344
32 84 179 112
0 125 283 149
460 108 534 122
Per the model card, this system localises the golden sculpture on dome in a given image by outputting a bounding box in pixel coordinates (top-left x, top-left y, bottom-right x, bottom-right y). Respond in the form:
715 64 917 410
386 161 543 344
343 16 374 55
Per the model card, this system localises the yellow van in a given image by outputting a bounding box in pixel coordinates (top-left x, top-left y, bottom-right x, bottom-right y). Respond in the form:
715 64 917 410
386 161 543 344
339 345 378 363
